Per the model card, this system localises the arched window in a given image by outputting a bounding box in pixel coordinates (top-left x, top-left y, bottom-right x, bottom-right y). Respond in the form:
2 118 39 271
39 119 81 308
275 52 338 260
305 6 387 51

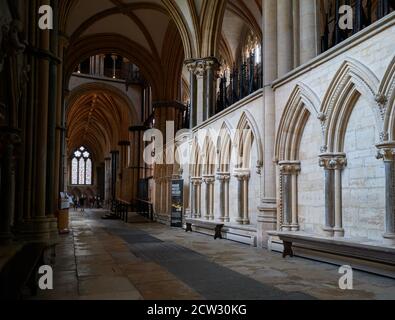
71 146 93 185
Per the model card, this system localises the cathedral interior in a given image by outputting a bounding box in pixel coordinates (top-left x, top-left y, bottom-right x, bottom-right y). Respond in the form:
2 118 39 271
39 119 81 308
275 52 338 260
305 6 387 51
0 0 395 301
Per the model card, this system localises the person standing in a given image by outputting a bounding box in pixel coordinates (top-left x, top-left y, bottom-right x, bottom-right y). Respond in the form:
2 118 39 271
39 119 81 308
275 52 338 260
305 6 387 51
79 195 86 212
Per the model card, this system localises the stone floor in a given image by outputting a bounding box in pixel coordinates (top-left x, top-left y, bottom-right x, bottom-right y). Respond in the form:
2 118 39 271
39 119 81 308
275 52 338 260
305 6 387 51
35 209 395 300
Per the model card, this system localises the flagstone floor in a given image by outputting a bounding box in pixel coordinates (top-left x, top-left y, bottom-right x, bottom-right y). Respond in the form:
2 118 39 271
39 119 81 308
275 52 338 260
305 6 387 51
34 210 395 300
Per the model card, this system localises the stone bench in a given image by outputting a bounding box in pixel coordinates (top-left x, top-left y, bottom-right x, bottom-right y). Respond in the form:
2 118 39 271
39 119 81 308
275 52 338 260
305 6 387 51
185 218 224 240
268 231 395 267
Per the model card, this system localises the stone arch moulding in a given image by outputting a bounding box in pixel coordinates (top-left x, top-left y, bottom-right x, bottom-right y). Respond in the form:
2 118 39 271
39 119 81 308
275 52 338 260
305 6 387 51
234 111 264 173
66 82 139 125
275 83 321 162
64 34 162 99
321 58 381 153
217 121 233 173
380 55 395 141
161 0 197 60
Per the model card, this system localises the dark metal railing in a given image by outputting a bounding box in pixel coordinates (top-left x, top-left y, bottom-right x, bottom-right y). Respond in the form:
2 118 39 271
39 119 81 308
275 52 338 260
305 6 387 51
321 0 395 53
216 54 262 113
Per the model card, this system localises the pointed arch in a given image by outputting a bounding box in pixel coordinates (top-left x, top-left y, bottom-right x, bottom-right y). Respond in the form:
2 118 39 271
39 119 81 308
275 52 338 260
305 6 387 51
234 111 263 169
321 58 381 152
190 138 202 177
217 121 233 173
202 135 217 175
275 83 321 161
380 55 395 140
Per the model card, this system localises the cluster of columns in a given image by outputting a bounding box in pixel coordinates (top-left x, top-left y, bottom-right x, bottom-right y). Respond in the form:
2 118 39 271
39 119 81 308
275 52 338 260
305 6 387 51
235 170 251 225
217 173 230 222
154 165 173 218
89 54 106 77
189 171 248 225
258 0 319 247
319 153 347 237
185 58 220 127
279 161 301 231
0 0 64 243
376 142 395 244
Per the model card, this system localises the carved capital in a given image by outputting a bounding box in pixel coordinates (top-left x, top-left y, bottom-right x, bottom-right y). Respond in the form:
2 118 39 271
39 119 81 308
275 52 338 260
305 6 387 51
376 141 395 161
202 175 216 184
279 161 301 175
234 169 250 181
190 177 203 186
217 172 231 182
319 153 347 170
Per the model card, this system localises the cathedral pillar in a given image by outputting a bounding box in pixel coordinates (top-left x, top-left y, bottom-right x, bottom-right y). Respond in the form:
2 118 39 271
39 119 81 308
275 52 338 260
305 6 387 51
0 129 20 243
319 153 347 237
300 0 318 64
279 161 301 231
129 126 148 202
203 175 215 220
104 157 111 207
376 142 395 244
118 141 130 170
277 0 293 77
205 58 220 119
186 61 197 128
195 62 206 124
110 150 119 202
235 169 251 225
217 173 230 222
258 0 278 247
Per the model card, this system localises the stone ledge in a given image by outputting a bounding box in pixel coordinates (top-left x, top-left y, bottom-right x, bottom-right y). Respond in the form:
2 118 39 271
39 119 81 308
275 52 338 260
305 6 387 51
268 231 395 278
185 218 257 246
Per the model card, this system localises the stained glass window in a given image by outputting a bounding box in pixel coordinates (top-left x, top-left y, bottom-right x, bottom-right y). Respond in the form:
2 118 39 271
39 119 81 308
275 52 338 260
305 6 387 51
71 158 78 185
71 146 93 185
86 159 92 185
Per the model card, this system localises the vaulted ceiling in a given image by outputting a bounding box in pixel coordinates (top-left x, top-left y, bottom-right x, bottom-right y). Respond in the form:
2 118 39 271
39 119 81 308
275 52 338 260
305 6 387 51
61 0 262 161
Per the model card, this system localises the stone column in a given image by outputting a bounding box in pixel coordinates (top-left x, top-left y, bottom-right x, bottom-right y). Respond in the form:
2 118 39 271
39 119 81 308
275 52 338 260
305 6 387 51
191 177 202 218
118 141 130 170
205 58 220 119
99 54 105 76
203 175 215 220
376 142 395 244
111 54 117 79
258 0 278 247
279 161 301 231
0 129 20 243
299 0 318 64
190 179 195 218
195 61 206 125
235 170 251 225
217 173 231 222
319 153 347 237
186 61 197 128
277 0 293 77
104 157 111 207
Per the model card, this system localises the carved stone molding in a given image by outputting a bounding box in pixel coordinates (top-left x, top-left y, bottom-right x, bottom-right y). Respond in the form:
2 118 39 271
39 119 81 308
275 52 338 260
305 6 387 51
0 18 26 73
319 153 347 170
376 141 395 161
190 177 203 186
234 169 251 181
216 172 231 182
279 161 301 175
202 175 216 184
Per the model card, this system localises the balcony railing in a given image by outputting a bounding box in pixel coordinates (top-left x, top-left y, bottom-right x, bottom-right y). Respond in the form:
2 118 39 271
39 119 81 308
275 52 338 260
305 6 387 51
216 54 262 114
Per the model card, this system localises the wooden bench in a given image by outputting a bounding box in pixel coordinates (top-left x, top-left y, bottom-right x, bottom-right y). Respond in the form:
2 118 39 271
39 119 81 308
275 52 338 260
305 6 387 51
268 231 395 266
0 243 47 299
185 218 224 240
